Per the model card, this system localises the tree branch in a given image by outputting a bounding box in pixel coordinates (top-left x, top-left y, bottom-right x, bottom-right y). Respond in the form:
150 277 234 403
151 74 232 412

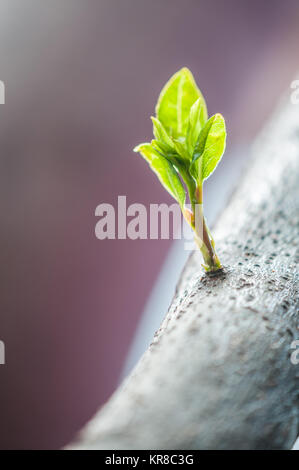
69 98 299 450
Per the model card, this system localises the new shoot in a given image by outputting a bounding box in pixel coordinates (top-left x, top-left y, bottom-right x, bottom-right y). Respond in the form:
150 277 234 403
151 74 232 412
134 67 226 272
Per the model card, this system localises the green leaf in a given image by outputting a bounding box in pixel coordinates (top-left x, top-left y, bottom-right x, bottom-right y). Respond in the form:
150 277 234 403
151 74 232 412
186 98 208 156
134 143 186 208
172 138 190 162
155 67 207 141
150 140 178 166
190 113 226 183
151 117 190 164
151 117 174 154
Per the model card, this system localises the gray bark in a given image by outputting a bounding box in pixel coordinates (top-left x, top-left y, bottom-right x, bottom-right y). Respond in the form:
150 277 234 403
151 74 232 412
69 97 299 450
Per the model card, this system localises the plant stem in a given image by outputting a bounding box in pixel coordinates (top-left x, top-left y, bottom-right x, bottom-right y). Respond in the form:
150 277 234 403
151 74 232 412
175 160 197 212
193 185 222 272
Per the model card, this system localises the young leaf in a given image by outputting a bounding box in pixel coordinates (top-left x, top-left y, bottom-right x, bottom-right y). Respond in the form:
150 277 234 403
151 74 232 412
190 113 226 183
201 114 226 180
172 138 190 162
151 117 174 154
155 67 207 141
151 117 190 164
186 98 208 156
134 143 186 208
151 139 170 157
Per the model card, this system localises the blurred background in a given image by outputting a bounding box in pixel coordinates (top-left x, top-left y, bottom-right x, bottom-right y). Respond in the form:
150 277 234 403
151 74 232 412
0 0 298 449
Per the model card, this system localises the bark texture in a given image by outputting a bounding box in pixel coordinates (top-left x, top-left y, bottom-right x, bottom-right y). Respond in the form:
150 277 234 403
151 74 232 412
70 98 299 449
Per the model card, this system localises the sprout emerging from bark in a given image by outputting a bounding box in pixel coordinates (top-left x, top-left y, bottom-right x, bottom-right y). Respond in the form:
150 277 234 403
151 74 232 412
134 68 226 272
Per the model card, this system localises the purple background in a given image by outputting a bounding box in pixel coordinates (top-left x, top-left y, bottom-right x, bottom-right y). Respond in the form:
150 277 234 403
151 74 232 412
0 0 298 449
